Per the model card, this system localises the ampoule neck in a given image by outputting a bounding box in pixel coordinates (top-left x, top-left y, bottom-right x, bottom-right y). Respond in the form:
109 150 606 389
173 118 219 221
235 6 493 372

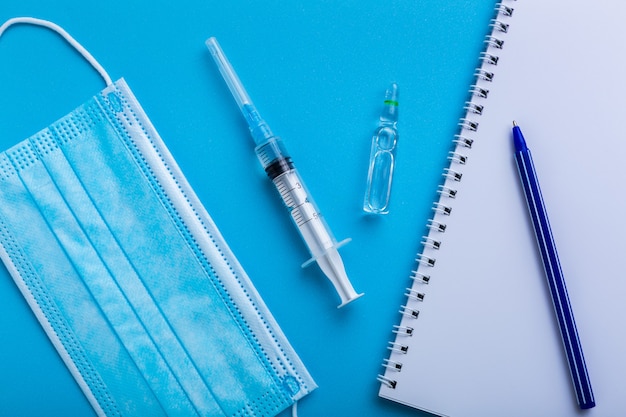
380 83 398 123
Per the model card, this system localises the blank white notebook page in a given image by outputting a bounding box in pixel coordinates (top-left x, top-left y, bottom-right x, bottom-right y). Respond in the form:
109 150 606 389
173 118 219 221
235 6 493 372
378 1 626 416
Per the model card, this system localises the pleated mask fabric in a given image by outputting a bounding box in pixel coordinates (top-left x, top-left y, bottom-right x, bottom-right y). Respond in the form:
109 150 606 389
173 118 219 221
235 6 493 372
0 17 316 417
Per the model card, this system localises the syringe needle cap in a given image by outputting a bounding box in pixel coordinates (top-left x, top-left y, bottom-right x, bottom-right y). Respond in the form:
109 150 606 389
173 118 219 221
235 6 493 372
206 37 253 111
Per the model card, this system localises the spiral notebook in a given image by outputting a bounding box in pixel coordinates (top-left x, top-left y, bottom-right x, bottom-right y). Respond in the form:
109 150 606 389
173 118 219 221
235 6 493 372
377 1 626 416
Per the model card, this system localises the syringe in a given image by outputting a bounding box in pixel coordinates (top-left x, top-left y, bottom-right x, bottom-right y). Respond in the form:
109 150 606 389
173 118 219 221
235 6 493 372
206 37 363 308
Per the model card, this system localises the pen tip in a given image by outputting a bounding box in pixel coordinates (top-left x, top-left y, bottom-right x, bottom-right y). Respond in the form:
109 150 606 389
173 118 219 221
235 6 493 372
512 120 517 127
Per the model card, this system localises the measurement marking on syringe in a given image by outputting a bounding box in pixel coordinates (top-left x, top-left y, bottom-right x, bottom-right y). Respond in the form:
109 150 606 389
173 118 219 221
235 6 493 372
276 181 299 208
292 203 319 227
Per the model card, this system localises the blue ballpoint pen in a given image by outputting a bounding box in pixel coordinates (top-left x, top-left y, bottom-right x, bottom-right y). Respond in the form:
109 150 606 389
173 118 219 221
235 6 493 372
512 121 595 409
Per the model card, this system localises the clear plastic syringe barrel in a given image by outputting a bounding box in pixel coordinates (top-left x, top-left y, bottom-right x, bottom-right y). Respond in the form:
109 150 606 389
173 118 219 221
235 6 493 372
256 137 342 261
256 137 363 307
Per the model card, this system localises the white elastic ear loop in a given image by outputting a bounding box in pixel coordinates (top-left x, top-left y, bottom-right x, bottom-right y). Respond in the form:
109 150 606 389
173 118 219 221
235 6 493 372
0 17 113 86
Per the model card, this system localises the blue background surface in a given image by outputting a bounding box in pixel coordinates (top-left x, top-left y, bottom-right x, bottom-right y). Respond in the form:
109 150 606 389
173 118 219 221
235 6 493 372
0 1 496 416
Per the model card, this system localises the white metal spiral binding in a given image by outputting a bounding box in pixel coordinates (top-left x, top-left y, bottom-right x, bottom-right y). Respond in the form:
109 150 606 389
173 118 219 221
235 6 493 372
480 51 499 66
489 19 509 34
464 101 484 115
437 185 458 199
415 254 435 267
420 236 441 249
484 35 504 49
411 269 431 284
377 375 397 389
459 117 479 131
387 341 409 354
426 219 447 233
447 151 468 165
383 358 403 371
392 325 414 336
497 3 514 17
399 305 419 319
432 201 452 216
474 68 494 82
468 85 489 99
453 135 474 149
405 288 425 302
443 167 463 182
378 0 515 391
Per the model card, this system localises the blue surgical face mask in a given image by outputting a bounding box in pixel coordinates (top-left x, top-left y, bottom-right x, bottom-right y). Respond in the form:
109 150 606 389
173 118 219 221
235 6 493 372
0 17 315 417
